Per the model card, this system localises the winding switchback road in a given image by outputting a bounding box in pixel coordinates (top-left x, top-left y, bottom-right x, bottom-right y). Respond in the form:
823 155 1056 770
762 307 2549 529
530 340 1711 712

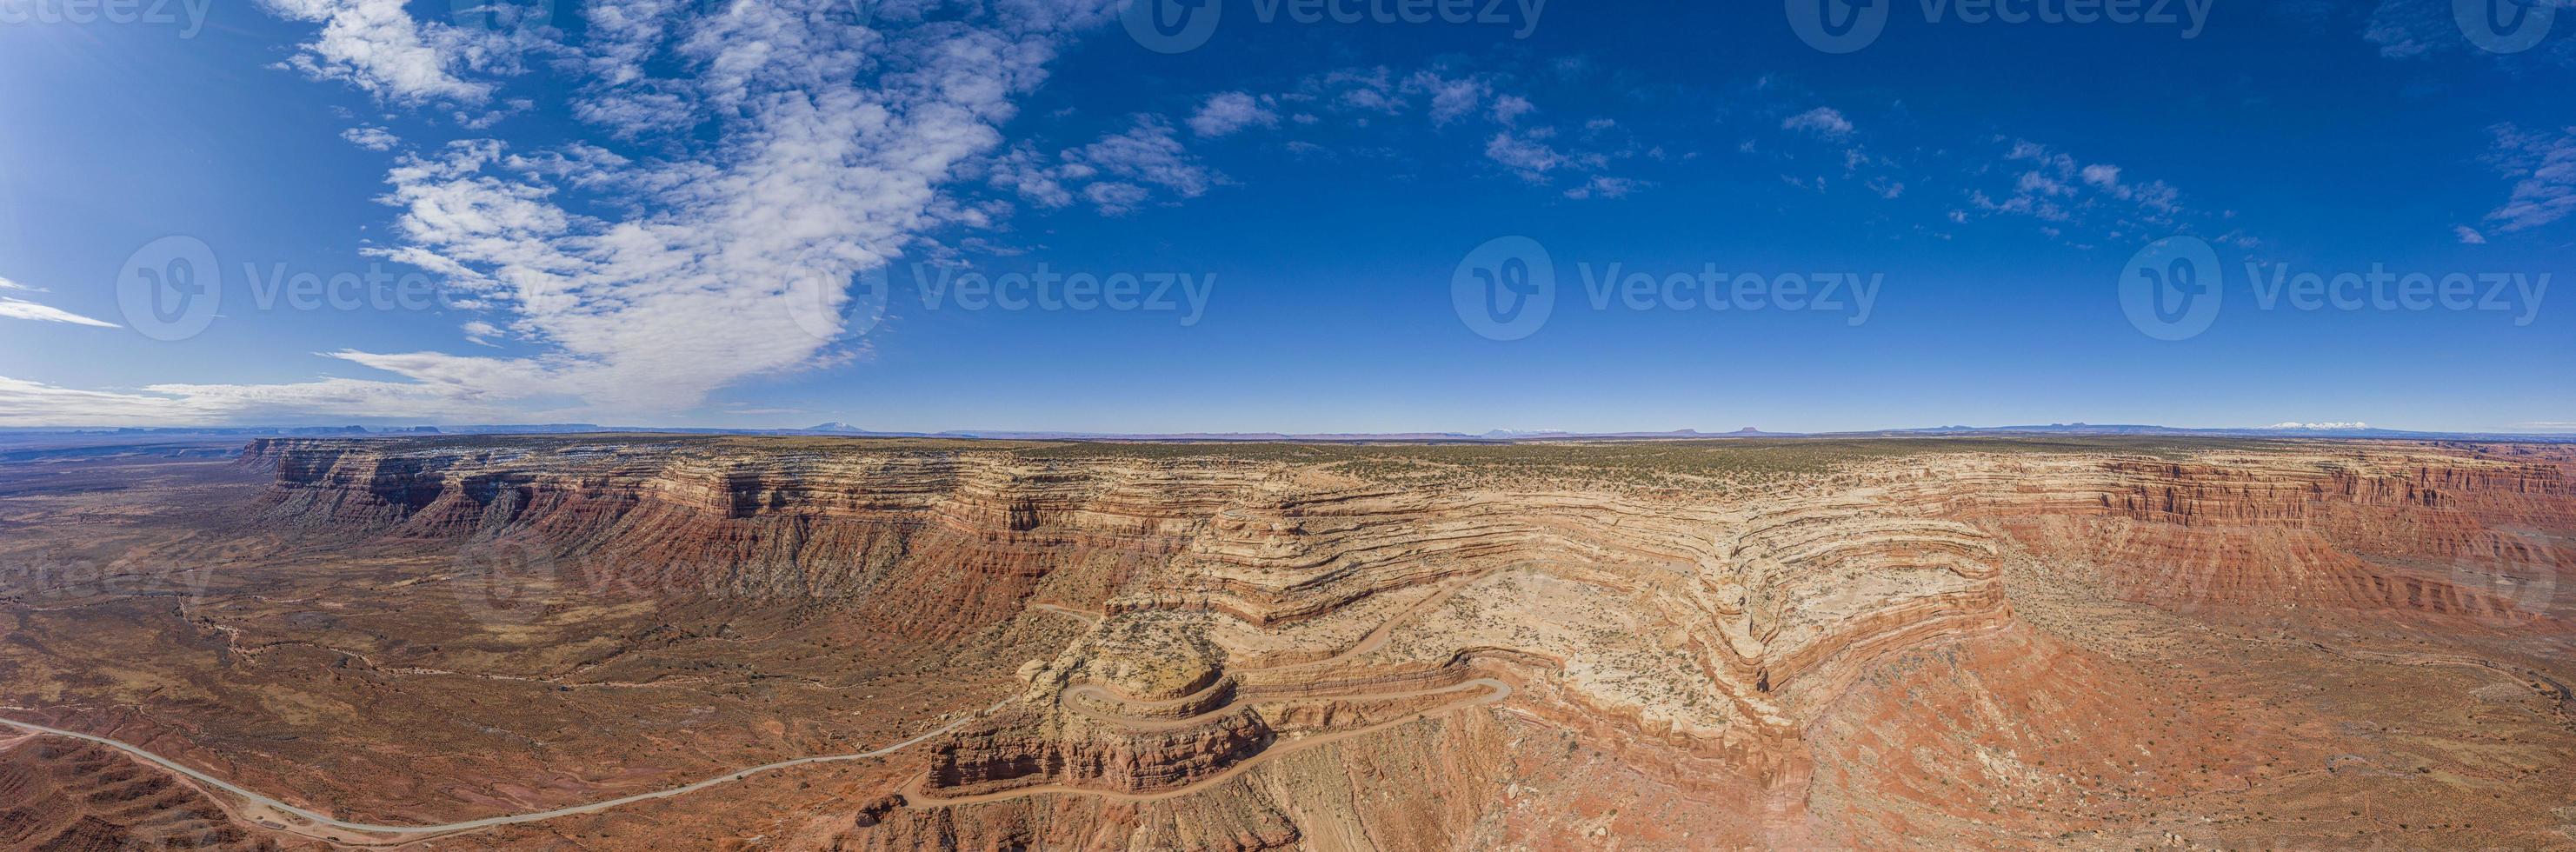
0 701 1004 843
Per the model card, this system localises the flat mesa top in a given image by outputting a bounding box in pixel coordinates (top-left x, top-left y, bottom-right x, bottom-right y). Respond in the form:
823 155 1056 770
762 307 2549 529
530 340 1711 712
223 432 2576 488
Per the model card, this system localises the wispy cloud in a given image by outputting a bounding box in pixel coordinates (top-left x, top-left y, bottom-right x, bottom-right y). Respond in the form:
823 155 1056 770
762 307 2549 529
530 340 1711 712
1960 138 2198 245
991 116 1218 216
2481 123 2576 233
12 0 1122 426
0 298 119 329
341 125 400 150
1212 62 1649 196
0 278 115 328
1781 106 1853 137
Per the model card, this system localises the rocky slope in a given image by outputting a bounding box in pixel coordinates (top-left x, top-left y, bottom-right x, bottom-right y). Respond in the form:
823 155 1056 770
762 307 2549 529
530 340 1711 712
0 739 296 851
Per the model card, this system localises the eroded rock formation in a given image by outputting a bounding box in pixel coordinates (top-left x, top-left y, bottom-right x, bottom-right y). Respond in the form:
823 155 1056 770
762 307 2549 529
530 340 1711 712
193 437 2576 848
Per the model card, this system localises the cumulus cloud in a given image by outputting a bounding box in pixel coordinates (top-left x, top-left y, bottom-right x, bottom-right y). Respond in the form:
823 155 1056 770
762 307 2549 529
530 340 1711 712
258 0 536 103
1188 91 1277 137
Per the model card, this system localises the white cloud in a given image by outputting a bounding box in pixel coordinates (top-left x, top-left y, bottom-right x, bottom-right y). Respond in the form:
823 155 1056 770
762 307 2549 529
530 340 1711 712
1248 63 1642 195
1781 107 1854 137
0 296 116 329
258 0 521 103
0 298 117 328
2362 0 2447 58
1563 176 1644 200
0 376 210 426
1963 139 2193 238
1408 70 1490 126
1188 91 1277 137
992 116 1216 215
341 125 401 150
10 0 1124 427
2363 0 2576 63
2482 123 2576 233
1484 130 1565 182
2454 224 2489 244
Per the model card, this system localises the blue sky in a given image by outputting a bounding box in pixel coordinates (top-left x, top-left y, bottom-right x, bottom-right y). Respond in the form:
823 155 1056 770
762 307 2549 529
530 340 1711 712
0 0 2568 433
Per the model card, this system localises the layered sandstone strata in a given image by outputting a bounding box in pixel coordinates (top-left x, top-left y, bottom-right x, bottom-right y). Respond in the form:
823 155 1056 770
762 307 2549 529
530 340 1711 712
230 437 2575 847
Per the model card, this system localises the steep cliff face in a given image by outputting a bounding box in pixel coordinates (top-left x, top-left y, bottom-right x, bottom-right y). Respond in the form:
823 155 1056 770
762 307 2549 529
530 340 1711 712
1923 453 2576 618
232 438 2576 849
243 438 1281 642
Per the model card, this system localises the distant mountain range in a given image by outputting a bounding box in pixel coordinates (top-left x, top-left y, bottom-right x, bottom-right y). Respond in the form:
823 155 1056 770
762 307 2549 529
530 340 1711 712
3 423 2568 443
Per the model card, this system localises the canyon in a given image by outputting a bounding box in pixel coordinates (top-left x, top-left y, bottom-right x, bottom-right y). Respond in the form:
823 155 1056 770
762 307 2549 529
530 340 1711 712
0 435 2570 849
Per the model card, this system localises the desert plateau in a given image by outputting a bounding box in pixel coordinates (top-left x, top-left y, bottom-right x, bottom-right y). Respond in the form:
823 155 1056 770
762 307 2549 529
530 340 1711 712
0 435 2566 850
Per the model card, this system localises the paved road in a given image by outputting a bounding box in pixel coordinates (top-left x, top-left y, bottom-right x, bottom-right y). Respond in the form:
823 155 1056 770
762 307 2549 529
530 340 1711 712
0 702 1002 841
